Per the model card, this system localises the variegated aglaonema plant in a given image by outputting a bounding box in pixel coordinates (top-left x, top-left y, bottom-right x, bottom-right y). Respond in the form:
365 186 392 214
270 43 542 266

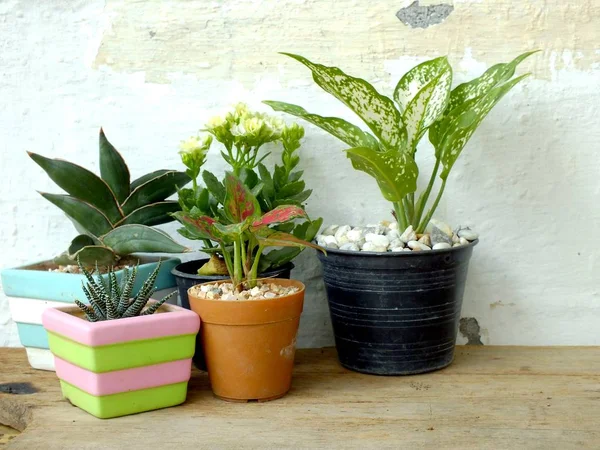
265 51 537 233
177 173 324 290
30 128 189 266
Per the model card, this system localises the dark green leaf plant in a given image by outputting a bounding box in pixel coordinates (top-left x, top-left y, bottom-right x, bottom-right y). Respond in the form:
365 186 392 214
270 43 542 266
265 51 538 233
30 128 189 267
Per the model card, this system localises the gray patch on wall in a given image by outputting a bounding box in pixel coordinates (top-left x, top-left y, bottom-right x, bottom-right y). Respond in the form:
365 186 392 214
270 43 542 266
396 1 454 28
459 317 483 345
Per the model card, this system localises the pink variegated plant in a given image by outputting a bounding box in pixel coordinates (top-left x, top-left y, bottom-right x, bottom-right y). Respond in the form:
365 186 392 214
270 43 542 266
180 172 325 290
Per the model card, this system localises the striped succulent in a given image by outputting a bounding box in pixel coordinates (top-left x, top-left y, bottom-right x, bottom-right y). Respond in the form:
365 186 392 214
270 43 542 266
30 128 189 266
75 259 175 322
266 50 538 233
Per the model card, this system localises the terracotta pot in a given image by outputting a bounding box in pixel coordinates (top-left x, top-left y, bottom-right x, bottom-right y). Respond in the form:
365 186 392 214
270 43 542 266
188 278 304 402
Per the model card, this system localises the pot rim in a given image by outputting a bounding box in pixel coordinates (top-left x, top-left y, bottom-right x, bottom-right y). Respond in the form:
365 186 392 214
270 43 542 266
3 255 179 273
317 238 478 257
171 258 295 280
187 278 305 304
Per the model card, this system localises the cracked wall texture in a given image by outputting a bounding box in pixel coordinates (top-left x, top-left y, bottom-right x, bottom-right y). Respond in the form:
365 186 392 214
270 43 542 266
1 0 599 347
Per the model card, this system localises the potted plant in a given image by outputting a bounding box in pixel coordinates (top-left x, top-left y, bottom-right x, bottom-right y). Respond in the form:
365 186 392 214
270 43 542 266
1 128 188 371
183 173 324 401
170 104 322 368
41 260 200 419
266 51 537 375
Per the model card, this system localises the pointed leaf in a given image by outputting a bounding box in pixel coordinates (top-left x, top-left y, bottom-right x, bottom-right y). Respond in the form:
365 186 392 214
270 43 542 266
202 170 226 204
68 235 97 255
130 170 171 191
264 101 380 150
430 50 538 147
40 193 113 236
282 53 405 150
101 224 188 255
251 205 307 228
99 128 130 203
122 170 190 215
256 230 326 253
29 152 122 221
173 212 219 241
394 56 452 112
70 245 118 266
438 74 530 179
345 147 418 201
276 181 305 199
401 60 452 152
213 221 249 240
223 172 260 223
118 201 180 227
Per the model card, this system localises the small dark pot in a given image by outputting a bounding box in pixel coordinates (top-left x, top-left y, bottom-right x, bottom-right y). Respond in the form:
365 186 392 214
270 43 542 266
318 241 477 376
171 258 294 370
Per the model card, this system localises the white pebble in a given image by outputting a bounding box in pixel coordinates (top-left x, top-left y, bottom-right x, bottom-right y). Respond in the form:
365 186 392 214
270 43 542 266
264 292 276 299
339 242 360 252
389 238 404 249
221 293 236 301
386 229 400 240
408 240 431 251
458 228 479 241
367 234 389 248
250 287 261 297
400 225 417 243
453 243 462 247
374 246 388 252
391 246 404 252
459 237 469 246
389 222 399 230
361 242 378 252
334 225 351 240
324 235 338 248
418 234 432 247
432 243 452 250
200 285 211 293
321 225 339 236
452 233 460 244
429 219 453 238
346 228 364 242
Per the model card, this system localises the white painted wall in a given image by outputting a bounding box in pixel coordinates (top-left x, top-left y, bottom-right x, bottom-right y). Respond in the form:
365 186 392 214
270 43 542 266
1 0 599 347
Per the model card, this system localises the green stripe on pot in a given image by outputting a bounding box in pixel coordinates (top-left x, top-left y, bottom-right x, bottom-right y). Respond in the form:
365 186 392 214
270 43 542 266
47 332 196 373
60 380 188 419
16 323 50 349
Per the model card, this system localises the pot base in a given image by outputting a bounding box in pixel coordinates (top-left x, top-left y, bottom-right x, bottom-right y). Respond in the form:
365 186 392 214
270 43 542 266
214 390 289 403
339 357 454 376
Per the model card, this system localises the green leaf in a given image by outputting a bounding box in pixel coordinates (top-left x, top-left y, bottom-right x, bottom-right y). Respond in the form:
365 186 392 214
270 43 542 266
99 128 130 203
118 201 181 227
239 168 259 190
345 147 418 201
173 212 218 241
29 152 122 222
223 172 260 223
256 230 325 253
130 170 171 191
70 245 118 266
122 171 190 215
68 235 98 255
281 53 405 150
202 171 226 204
399 59 452 152
394 56 452 112
274 189 312 207
101 224 188 255
430 50 538 148
213 221 249 240
251 182 264 197
264 101 380 150
438 74 530 179
276 181 306 199
40 193 113 236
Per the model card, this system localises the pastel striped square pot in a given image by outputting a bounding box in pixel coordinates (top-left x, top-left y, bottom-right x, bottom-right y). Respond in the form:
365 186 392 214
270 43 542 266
1 257 180 371
41 302 200 419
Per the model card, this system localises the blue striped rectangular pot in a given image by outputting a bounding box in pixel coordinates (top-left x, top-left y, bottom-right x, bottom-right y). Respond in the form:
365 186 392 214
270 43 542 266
1 257 180 371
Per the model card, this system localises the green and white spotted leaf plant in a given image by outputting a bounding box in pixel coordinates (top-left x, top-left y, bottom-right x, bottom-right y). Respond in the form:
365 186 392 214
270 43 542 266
30 128 189 267
266 51 537 233
74 258 176 322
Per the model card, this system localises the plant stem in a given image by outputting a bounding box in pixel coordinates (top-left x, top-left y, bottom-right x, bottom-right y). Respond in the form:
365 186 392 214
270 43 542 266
417 178 446 233
240 238 248 277
414 159 440 226
233 240 242 289
393 201 409 231
403 196 414 226
220 244 234 281
248 246 264 288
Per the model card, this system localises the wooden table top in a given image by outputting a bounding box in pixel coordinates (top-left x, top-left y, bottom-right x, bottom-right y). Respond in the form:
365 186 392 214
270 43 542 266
0 346 599 449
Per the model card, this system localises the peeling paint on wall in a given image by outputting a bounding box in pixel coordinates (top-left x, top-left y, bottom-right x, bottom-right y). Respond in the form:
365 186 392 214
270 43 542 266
396 1 454 29
459 318 484 345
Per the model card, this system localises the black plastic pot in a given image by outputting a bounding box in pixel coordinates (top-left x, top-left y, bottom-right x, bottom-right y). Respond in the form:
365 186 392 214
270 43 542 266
171 258 294 370
318 241 477 375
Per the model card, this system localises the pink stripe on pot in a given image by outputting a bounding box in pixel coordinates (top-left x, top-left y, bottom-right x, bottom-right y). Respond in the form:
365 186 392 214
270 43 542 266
42 303 200 346
54 357 193 396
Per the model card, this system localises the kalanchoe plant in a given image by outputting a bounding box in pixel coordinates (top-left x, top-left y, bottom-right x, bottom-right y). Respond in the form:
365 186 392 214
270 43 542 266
30 128 189 266
266 51 538 233
175 104 322 275
74 258 176 322
177 173 324 289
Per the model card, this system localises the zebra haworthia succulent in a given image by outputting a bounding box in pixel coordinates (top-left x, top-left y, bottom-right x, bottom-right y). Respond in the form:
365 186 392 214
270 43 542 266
74 258 175 322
